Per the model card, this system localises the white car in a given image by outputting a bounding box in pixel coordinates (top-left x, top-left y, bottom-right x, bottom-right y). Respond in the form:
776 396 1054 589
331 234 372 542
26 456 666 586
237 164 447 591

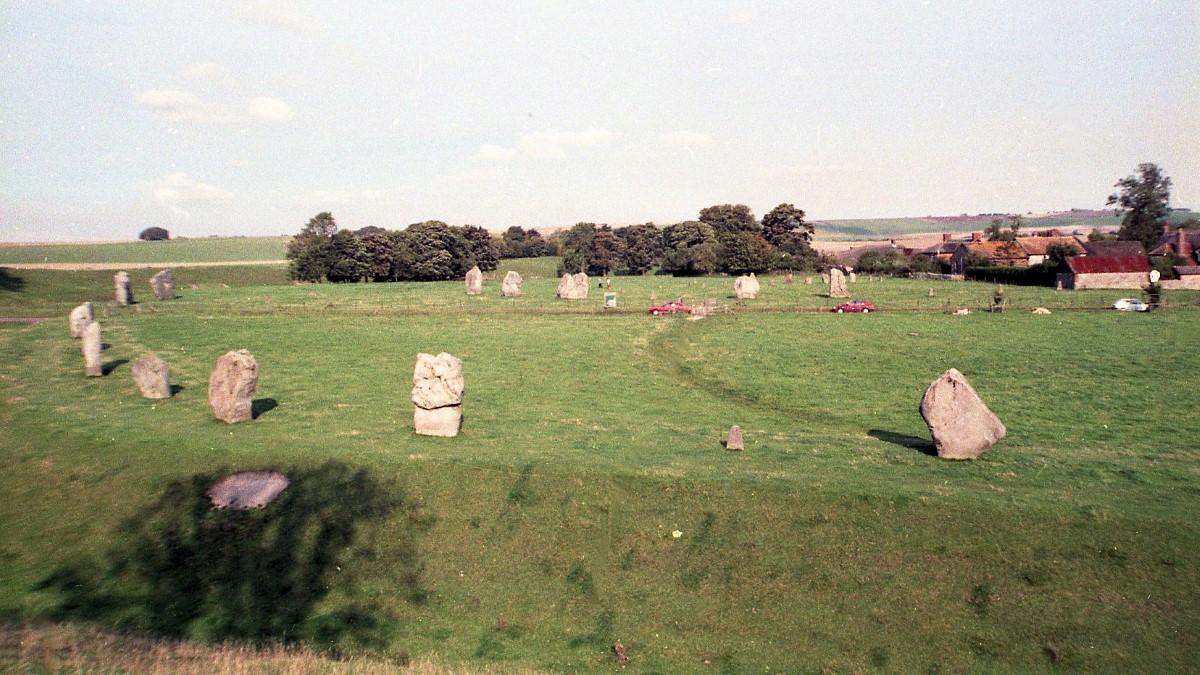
1112 298 1149 312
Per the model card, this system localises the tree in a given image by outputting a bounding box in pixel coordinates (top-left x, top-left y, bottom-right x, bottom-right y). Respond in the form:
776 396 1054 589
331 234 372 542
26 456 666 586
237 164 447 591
1045 241 1079 270
1109 163 1172 250
462 225 500 271
556 222 596 275
698 204 758 242
287 212 338 282
761 204 813 245
618 223 664 275
360 231 397 281
393 221 471 281
661 221 721 275
721 232 776 274
985 216 1021 242
587 226 626 276
138 227 170 241
325 229 370 283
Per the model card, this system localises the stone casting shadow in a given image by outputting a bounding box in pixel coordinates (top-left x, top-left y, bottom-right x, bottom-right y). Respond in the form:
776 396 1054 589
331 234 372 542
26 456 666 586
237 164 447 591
0 268 25 292
868 429 937 456
169 384 185 396
101 359 129 376
34 461 431 650
251 398 278 419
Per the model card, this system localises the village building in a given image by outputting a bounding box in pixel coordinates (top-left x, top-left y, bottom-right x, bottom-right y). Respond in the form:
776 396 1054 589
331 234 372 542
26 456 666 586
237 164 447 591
1056 256 1151 290
1149 226 1200 265
1163 266 1200 290
949 239 1029 274
1015 236 1085 265
1082 240 1147 258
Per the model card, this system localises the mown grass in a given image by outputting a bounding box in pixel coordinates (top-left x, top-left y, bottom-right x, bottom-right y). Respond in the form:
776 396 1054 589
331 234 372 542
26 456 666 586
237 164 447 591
1 267 1198 673
0 236 289 264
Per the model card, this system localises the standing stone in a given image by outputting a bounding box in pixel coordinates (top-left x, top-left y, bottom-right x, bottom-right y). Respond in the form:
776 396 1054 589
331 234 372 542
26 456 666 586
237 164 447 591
412 352 464 437
805 277 813 285
848 272 857 283
734 273 760 300
81 321 102 377
68 302 93 338
726 425 744 451
501 271 523 297
465 266 483 295
114 271 133 305
150 269 176 300
928 287 936 297
132 356 171 399
208 350 258 423
557 272 589 299
785 273 794 284
919 368 1007 460
829 268 850 298
821 272 830 284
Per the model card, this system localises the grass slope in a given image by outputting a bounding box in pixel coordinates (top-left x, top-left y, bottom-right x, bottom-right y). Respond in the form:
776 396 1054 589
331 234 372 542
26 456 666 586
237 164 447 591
0 236 288 264
1 270 1198 673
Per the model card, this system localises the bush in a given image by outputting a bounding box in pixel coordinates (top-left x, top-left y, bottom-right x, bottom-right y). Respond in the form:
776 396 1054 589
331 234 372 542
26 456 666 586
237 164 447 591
138 227 170 241
964 265 1058 286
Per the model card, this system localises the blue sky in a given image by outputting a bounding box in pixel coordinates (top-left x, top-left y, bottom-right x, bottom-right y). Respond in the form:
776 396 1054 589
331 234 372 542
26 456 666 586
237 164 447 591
2 1 1197 241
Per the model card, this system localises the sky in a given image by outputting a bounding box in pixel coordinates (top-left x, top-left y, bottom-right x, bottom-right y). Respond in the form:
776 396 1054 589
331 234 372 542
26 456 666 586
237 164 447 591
1 1 1197 242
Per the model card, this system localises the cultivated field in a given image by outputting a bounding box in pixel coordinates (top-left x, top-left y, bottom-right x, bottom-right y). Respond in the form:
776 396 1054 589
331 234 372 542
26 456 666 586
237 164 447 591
1 257 1198 673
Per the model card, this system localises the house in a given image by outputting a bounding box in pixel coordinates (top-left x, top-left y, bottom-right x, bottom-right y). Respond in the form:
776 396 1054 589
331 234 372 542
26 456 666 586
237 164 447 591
921 233 963 262
1082 240 1147 258
1015 236 1084 266
949 240 1029 274
1149 227 1200 264
1163 266 1200 290
1056 256 1151 290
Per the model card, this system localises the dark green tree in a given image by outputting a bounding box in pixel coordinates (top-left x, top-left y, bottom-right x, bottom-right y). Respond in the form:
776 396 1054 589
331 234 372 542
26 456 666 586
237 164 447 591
325 229 370 283
393 221 472 281
586 226 626 276
1109 163 1172 250
761 204 812 245
1045 241 1079 270
721 231 776 274
698 204 758 242
556 222 596 275
138 227 170 241
462 225 500 271
985 216 1021 242
360 231 397 281
661 220 721 275
286 212 338 282
618 223 664 275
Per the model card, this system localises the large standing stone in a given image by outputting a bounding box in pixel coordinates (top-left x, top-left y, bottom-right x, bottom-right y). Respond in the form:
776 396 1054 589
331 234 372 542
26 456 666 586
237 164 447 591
208 350 258 423
829 268 850 298
68 302 93 338
557 272 589 299
412 352 464 437
734 273 760 300
81 321 102 377
919 368 1007 460
132 356 171 399
726 425 744 451
465 266 483 295
150 269 176 300
114 271 133 305
501 271 523 297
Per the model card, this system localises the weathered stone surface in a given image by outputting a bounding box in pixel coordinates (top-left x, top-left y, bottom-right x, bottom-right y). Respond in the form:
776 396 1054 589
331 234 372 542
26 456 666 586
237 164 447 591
114 271 133 305
805 276 813 285
829 268 850 298
82 321 102 377
413 405 463 437
928 287 936 297
1032 307 1052 315
734 273 760 299
208 349 258 423
953 307 970 315
501 270 523 297
150 269 176 300
919 368 1007 460
412 352 464 437
848 272 857 283
557 272 589 299
465 266 483 295
726 425 744 451
68 302 93 337
208 471 289 509
132 356 171 399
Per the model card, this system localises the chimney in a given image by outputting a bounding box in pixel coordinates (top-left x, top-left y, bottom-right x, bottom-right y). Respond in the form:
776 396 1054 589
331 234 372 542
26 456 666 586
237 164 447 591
1164 224 1172 234
971 232 982 242
1179 228 1193 260
942 233 952 242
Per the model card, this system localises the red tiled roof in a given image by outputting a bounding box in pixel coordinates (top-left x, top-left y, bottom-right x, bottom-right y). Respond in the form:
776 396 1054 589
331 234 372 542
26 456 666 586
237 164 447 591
1016 237 1082 256
1065 256 1151 274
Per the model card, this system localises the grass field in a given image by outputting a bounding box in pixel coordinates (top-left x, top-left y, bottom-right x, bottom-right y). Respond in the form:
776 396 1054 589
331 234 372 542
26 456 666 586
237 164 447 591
0 236 288 264
2 262 1199 673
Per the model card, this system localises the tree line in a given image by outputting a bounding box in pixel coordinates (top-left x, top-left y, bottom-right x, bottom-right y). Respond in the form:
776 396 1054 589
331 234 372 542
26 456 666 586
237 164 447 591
286 203 830 283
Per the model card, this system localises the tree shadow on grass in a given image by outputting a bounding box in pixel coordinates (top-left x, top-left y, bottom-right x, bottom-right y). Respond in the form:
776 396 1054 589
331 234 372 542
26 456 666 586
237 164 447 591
868 429 937 456
251 398 278 419
34 461 432 652
0 268 24 292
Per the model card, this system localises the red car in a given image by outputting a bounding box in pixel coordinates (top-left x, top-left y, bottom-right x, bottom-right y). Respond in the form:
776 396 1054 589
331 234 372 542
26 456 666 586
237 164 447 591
832 300 876 313
647 301 692 315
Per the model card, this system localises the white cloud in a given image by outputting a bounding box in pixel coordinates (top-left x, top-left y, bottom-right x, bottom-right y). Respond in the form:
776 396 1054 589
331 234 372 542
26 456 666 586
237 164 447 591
516 128 617 159
233 0 317 31
729 7 760 23
475 144 521 162
247 97 294 121
659 130 714 148
134 90 239 124
151 173 233 217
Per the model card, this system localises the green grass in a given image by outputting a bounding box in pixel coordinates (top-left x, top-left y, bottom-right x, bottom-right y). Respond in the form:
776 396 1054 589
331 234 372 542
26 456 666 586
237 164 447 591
0 236 288 264
1 269 1199 673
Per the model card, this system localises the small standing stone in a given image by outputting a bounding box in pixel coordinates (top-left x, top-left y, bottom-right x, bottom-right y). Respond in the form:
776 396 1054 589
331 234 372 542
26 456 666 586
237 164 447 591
928 287 936 297
81 321 102 377
829 268 850 298
132 356 171 399
805 276 813 285
848 272 857 283
68 302 93 338
465 266 483 295
726 425 744 451
114 271 133 305
208 350 258 423
734 273 760 300
557 272 589 299
412 352 464 437
785 273 794 284
150 269 176 300
501 271 523 297
919 368 1006 460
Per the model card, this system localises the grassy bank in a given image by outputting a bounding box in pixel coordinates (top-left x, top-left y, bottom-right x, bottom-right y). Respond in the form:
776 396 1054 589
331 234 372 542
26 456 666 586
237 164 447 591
0 236 288 264
1 271 1198 672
